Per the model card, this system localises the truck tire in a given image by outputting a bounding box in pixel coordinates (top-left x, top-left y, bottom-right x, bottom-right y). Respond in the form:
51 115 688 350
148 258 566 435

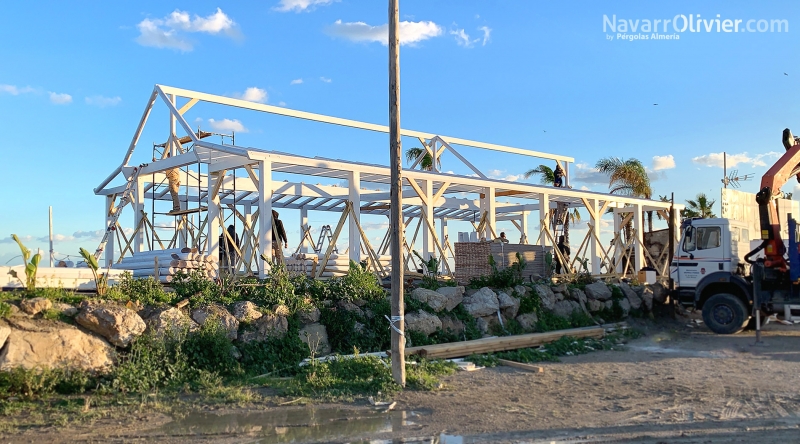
702 293 748 334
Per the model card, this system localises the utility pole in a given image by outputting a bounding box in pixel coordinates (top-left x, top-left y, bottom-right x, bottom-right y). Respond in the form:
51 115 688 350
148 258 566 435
388 0 406 386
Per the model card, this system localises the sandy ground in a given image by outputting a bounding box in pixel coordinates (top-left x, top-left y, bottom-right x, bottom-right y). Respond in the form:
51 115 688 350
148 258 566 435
7 315 800 443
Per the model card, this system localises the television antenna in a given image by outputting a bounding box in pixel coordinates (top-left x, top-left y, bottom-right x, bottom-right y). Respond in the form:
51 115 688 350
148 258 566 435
722 152 754 188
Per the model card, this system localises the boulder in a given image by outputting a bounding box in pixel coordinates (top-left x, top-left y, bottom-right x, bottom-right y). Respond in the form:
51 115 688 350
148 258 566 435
439 315 465 335
20 297 52 316
191 304 239 340
641 289 654 311
54 303 78 317
552 283 568 294
605 300 614 310
405 310 442 336
299 323 331 356
569 288 588 305
231 301 263 322
76 302 146 347
643 282 670 304
585 282 612 301
272 304 291 317
0 321 10 349
462 287 499 317
587 299 604 312
435 286 465 311
145 307 196 336
619 298 631 315
475 316 490 335
513 285 529 297
410 288 449 312
337 300 364 316
498 292 521 319
552 300 580 319
515 312 538 331
533 284 557 310
619 283 643 311
0 318 115 371
298 307 321 324
239 313 288 342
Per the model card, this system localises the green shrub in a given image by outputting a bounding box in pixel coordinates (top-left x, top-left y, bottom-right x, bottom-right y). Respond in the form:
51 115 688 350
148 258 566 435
107 272 173 307
239 317 309 377
467 253 526 289
0 301 11 319
406 358 457 390
182 321 241 377
320 298 392 354
171 270 227 308
284 354 398 400
234 265 310 313
0 367 95 400
110 330 191 394
326 261 385 302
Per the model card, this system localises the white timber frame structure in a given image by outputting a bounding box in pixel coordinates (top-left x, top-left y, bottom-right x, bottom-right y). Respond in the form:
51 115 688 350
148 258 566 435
94 85 682 280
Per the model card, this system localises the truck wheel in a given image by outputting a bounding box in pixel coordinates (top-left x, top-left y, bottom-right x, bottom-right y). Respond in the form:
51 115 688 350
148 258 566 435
702 293 748 334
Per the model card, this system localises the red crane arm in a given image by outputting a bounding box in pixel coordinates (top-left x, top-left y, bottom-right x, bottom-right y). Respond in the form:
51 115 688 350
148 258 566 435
755 141 800 271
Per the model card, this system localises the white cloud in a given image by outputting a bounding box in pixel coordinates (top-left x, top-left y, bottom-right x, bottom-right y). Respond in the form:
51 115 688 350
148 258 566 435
325 19 443 46
450 29 477 47
274 0 336 12
320 77 332 83
580 185 590 191
73 230 105 239
208 118 248 133
232 87 268 103
487 169 522 182
572 162 608 185
278 101 287 106
290 78 303 85
48 92 72 104
691 151 781 168
652 154 675 171
85 95 122 107
0 84 35 95
478 26 492 45
135 8 239 52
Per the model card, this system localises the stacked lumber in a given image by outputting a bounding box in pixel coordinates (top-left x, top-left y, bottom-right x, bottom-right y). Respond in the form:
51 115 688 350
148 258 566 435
0 266 130 291
113 248 218 283
289 253 391 278
400 326 605 359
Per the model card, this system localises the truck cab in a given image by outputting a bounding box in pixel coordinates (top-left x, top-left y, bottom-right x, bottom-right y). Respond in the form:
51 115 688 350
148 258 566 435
671 217 751 294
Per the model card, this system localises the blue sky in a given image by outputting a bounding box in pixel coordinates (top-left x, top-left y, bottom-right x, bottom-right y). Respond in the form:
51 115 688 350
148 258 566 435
1 0 799 266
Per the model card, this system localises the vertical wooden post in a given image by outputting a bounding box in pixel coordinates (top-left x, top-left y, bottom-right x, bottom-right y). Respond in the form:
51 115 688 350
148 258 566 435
590 199 601 274
207 172 221 266
300 207 310 253
258 160 273 278
388 0 405 387
133 177 145 253
349 171 362 263
105 196 116 268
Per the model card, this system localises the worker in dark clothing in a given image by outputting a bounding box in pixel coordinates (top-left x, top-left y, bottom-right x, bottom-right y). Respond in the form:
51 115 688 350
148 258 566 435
272 210 288 265
553 163 565 188
555 235 570 274
219 224 240 270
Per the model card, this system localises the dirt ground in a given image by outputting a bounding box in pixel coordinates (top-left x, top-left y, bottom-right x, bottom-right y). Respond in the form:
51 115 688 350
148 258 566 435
7 314 800 443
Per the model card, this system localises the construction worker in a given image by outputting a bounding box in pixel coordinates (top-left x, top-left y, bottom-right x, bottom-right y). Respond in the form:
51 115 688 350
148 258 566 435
555 235 570 274
553 163 565 188
272 210 288 265
164 152 181 213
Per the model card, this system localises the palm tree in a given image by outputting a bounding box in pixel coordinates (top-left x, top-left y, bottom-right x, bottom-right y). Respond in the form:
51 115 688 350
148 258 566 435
523 164 555 184
596 157 653 239
684 193 716 219
405 147 439 171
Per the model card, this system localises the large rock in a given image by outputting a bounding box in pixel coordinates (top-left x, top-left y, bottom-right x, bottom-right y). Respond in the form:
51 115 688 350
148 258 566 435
515 312 538 331
76 302 146 347
54 303 78 317
552 300 580 319
533 284 557 310
191 304 239 340
619 283 643 311
552 283 568 294
513 285 529 297
20 297 52 316
0 318 115 371
239 313 288 342
643 282 670 304
641 289 654 311
145 307 196 336
475 316 490 335
298 307 321 324
435 286 465 311
619 297 631 315
0 321 10 350
462 287 499 317
498 291 521 319
410 288 449 312
231 301 263 322
337 300 364 316
585 282 612 301
299 323 331 356
405 310 442 336
439 315 465 335
587 299 604 312
569 288 588 305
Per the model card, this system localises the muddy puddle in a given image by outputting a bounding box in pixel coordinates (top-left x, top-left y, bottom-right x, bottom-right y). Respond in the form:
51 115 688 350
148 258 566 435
153 407 462 443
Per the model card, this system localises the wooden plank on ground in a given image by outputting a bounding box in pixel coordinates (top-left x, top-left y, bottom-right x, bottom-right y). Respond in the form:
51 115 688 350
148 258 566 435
400 326 604 359
497 359 543 373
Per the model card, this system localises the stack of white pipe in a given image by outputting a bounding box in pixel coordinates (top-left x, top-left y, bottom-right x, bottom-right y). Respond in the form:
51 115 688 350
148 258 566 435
288 253 391 278
113 248 218 283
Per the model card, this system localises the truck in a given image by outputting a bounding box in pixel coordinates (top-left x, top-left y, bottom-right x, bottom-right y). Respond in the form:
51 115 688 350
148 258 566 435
671 129 800 334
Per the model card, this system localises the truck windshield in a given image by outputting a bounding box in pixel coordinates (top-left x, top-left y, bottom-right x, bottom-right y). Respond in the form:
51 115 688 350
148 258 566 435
683 226 721 252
